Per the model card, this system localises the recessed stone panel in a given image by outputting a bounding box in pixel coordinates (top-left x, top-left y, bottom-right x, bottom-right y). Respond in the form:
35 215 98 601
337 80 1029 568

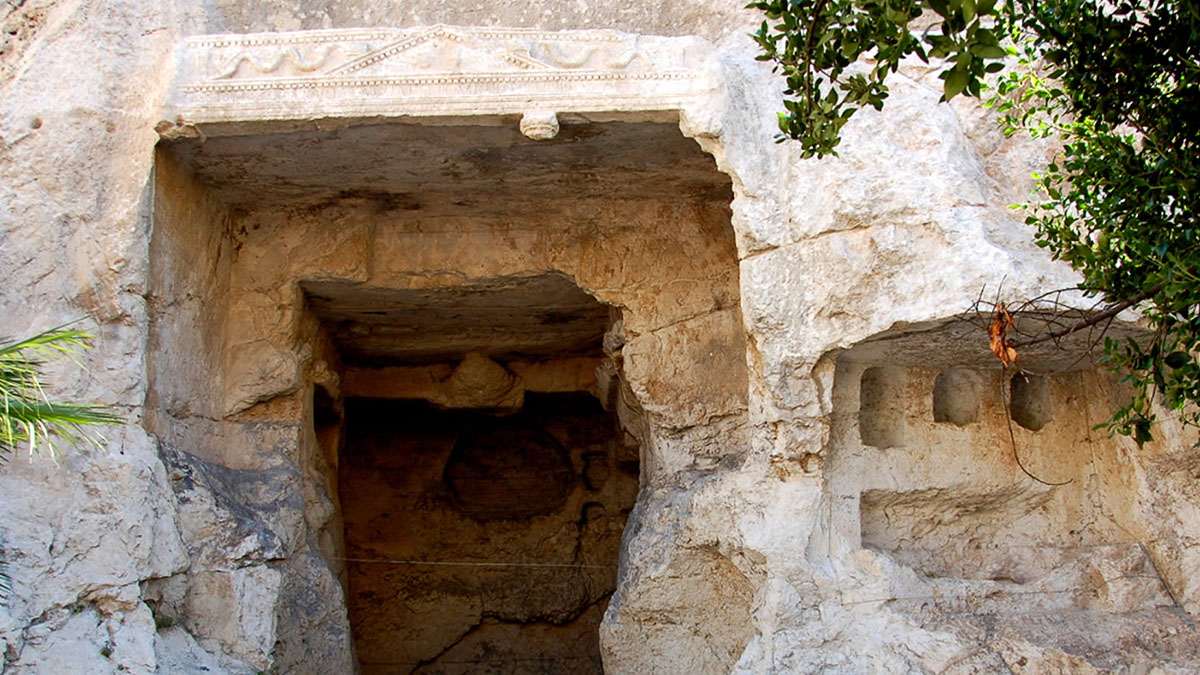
933 367 981 427
859 366 907 448
1010 373 1052 431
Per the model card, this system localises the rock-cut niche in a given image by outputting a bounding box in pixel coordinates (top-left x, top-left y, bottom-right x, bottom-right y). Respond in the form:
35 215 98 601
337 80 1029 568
145 117 742 673
823 323 1191 665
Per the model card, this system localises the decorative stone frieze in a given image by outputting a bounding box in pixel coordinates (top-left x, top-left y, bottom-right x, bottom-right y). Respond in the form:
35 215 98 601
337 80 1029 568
167 25 718 130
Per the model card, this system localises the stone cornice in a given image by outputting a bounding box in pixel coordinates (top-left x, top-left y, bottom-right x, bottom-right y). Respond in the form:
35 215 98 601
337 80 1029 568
166 25 719 132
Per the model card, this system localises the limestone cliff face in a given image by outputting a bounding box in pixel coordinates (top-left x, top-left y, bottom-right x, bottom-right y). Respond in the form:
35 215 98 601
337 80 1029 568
1 2 1198 674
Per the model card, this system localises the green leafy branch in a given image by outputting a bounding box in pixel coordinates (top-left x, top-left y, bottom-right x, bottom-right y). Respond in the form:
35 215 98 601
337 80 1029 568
991 1 1200 445
748 0 1009 157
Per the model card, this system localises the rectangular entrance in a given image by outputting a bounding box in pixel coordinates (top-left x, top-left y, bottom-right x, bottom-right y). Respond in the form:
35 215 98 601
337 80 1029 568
340 393 638 673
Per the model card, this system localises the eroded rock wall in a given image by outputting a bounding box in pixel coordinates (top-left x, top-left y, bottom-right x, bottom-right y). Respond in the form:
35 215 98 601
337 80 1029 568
0 1 1198 674
1 2 193 672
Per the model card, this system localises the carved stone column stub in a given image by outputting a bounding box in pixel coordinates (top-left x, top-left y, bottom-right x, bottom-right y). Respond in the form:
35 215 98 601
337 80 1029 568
162 25 720 134
519 111 559 139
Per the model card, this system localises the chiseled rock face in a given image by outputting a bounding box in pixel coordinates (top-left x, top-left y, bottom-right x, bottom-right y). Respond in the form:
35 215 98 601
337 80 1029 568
1 2 1198 674
427 353 525 412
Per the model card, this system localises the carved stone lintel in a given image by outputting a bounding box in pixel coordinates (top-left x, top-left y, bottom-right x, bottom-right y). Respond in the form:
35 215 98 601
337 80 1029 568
165 25 718 132
519 111 559 140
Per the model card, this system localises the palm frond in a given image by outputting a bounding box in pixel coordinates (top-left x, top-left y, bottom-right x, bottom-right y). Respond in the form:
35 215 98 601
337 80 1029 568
0 327 122 460
0 549 9 604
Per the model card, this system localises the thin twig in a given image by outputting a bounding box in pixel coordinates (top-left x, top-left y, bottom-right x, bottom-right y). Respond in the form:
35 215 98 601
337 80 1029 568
1138 542 1195 628
1001 368 1073 486
1010 281 1166 349
800 0 829 119
1018 313 1116 378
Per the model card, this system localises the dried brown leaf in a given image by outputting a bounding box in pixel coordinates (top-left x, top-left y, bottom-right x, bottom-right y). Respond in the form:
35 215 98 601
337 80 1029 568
989 303 1018 366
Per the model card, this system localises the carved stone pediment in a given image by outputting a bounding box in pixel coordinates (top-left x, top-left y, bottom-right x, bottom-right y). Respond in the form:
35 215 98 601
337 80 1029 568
168 25 718 128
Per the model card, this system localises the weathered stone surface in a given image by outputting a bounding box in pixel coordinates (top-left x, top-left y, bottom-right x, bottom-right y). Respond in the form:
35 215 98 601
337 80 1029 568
602 548 755 673
271 551 356 675
161 449 295 570
623 307 749 431
428 352 525 411
152 625 257 674
2 584 157 674
181 566 281 669
1 2 1198 673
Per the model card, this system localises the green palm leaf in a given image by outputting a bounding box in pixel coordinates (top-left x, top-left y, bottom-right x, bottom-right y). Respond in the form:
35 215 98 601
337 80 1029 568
0 541 8 603
0 326 123 459
0 326 122 605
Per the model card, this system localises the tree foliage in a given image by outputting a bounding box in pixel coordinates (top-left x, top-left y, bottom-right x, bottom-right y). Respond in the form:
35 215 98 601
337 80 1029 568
750 0 1200 444
749 0 1008 156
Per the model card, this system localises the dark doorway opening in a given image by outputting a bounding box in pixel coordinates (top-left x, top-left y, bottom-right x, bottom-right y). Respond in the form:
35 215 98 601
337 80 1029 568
340 393 639 673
